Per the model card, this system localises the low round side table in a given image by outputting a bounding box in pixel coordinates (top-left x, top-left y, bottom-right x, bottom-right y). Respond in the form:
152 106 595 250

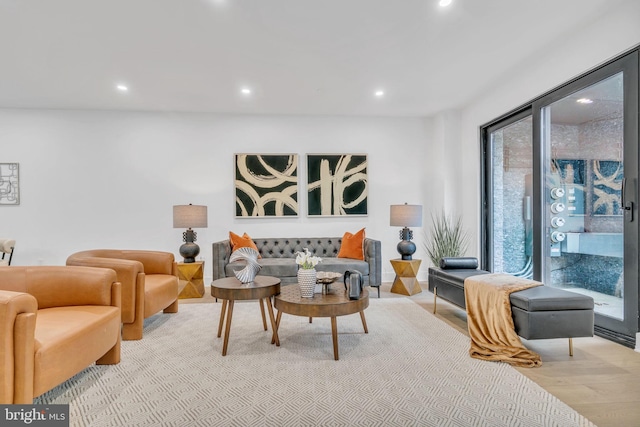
274 285 369 360
210 275 281 356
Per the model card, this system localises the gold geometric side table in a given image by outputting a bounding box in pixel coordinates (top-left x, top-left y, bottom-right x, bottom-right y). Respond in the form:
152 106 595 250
390 259 422 296
177 261 205 298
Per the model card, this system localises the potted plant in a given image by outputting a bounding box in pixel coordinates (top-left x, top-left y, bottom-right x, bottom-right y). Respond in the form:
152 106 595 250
424 210 469 267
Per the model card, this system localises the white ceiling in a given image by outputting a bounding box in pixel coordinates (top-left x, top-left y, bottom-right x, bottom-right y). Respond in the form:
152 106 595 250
0 0 626 117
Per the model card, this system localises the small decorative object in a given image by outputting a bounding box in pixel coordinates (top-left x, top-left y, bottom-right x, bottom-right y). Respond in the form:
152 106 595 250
230 247 262 283
316 271 341 294
295 248 322 298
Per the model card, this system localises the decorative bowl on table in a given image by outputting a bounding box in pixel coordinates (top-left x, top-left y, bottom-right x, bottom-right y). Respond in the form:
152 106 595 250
316 271 342 294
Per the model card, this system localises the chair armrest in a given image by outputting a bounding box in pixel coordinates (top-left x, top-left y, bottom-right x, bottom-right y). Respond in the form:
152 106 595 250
66 258 140 323
120 250 175 275
212 240 232 280
363 238 381 287
0 290 37 404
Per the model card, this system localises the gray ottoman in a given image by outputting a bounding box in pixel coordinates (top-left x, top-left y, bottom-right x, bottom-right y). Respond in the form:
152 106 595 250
510 286 594 355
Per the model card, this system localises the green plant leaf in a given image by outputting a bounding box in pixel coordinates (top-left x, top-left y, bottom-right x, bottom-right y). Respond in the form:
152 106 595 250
423 210 469 266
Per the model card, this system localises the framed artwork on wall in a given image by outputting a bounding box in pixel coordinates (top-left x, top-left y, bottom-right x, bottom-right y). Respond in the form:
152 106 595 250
235 154 299 217
0 163 19 205
307 154 368 216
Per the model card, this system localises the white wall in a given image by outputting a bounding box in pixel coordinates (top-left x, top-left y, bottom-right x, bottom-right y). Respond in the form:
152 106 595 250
3 0 638 285
0 109 433 282
435 0 640 257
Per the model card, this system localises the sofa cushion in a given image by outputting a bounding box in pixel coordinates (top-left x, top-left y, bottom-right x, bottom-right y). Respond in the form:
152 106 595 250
337 228 365 260
144 274 179 318
509 286 595 312
440 257 479 269
318 258 369 276
428 268 490 289
226 257 371 282
229 232 261 256
33 305 120 396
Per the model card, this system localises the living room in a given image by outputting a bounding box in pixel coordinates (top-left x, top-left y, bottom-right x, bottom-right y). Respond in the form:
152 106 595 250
2 1 640 426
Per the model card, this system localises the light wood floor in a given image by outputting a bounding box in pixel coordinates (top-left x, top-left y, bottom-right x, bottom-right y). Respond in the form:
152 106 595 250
186 282 640 427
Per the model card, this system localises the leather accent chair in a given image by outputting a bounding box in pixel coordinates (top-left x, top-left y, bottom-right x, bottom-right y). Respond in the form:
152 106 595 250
66 249 179 340
0 238 15 266
0 266 121 404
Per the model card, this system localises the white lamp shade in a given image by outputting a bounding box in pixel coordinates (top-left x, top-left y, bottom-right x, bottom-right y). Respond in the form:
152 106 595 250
173 204 208 228
390 204 422 227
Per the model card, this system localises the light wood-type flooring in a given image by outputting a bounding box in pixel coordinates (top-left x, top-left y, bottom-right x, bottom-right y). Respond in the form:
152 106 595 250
187 282 640 427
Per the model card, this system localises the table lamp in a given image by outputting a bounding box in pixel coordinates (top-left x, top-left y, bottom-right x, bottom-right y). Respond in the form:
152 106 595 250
173 204 208 263
390 203 422 260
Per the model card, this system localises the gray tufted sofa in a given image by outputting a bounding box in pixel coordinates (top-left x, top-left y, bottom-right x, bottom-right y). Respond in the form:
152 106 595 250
212 237 382 297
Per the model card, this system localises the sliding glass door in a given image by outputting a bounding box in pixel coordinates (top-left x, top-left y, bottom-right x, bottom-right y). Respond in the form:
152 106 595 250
482 50 639 346
485 112 533 278
535 53 639 342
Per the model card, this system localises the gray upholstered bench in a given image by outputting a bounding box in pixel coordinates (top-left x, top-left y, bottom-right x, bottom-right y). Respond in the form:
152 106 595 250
428 257 594 356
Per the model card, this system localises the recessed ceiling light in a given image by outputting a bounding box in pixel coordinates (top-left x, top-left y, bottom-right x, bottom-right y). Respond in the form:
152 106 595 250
576 98 593 104
116 84 129 92
375 90 385 98
241 87 252 95
439 0 452 7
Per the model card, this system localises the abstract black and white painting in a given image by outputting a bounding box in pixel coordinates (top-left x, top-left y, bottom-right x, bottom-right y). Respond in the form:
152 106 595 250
307 154 367 216
235 154 298 217
0 163 19 205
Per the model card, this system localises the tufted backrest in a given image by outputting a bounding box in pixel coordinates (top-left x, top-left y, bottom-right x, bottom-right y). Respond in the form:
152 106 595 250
252 238 342 259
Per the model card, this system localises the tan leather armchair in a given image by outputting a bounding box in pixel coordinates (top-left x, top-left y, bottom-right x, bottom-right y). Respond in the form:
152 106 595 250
66 249 179 340
0 266 121 404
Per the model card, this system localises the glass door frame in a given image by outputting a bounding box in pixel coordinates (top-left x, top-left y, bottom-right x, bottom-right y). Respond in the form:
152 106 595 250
481 48 639 346
532 51 639 343
481 107 532 273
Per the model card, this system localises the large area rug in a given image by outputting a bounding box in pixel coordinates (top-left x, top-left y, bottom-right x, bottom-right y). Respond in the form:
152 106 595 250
35 298 594 426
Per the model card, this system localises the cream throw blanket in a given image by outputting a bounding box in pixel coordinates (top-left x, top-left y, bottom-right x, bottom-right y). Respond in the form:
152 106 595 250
464 273 543 368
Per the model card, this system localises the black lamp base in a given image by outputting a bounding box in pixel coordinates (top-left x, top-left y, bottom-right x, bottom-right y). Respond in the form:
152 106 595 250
179 228 200 263
396 227 416 260
397 240 416 260
179 242 200 263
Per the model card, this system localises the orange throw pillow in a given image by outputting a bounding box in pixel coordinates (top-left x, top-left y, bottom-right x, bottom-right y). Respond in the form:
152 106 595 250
337 228 365 260
229 232 261 257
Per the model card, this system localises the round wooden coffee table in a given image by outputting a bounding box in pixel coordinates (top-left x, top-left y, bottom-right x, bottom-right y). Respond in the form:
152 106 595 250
274 285 369 360
210 275 281 356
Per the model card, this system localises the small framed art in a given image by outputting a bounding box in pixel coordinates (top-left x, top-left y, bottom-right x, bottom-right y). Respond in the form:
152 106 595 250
0 163 19 205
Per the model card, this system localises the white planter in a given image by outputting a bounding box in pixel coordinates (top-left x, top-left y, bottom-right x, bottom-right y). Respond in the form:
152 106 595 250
297 268 316 298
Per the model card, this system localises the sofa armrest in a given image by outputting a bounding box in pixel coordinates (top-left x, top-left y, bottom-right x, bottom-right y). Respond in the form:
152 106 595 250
212 240 232 280
0 290 37 404
363 238 381 286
